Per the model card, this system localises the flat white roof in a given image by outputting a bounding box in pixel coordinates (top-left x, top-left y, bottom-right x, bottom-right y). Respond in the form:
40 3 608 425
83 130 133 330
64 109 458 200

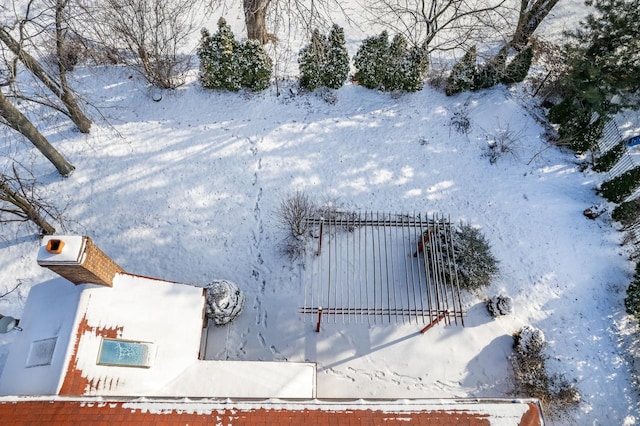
0 273 315 398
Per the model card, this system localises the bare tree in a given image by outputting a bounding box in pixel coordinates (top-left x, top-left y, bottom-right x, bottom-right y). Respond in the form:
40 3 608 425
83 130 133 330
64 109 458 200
360 0 510 52
0 164 62 235
0 89 75 176
509 0 560 51
77 0 205 89
229 0 352 44
0 1 92 133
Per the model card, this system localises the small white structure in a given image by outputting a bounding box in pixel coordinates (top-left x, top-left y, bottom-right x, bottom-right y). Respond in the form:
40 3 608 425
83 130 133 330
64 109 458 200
0 236 315 398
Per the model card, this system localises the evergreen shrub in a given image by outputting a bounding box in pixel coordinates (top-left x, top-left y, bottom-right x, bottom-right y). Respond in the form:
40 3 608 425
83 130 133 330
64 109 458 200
599 166 640 203
473 61 501 90
501 45 534 84
353 31 428 92
593 139 626 173
446 47 476 96
198 18 272 92
239 39 272 91
298 25 349 91
625 262 640 320
324 25 350 89
353 31 390 89
452 223 499 290
429 223 499 291
612 198 640 228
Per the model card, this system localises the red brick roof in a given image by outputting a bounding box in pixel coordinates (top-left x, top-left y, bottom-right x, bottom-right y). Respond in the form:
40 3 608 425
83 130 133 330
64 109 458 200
0 398 543 425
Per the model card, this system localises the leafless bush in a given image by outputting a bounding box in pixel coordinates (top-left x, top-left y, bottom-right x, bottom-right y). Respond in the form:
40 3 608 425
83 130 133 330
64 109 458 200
278 190 317 238
76 0 205 88
482 121 525 164
426 63 449 91
529 38 570 102
450 100 471 134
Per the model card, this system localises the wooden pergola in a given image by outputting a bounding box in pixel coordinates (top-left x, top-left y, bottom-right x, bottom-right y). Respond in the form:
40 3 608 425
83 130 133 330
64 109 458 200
300 212 465 332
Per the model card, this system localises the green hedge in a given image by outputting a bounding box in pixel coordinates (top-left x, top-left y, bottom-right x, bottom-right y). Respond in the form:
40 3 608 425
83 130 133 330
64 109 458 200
593 139 626 173
599 166 640 203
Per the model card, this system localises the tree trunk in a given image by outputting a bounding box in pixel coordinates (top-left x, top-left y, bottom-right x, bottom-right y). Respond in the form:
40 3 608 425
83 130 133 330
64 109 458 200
0 178 56 235
0 91 75 176
0 24 91 133
244 0 271 44
510 0 560 50
55 0 92 133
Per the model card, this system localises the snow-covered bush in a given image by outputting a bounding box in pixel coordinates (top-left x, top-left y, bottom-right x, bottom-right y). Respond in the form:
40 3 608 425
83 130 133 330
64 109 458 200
486 295 513 317
599 166 640 203
198 18 272 92
446 47 477 96
298 25 349 91
451 223 499 291
238 39 272 91
353 31 427 93
324 25 350 90
298 29 326 91
515 325 546 357
473 61 501 90
593 139 626 173
205 280 245 326
449 101 471 134
298 24 349 90
198 19 241 91
353 31 390 90
481 122 524 164
512 325 580 414
612 198 640 228
501 45 534 84
396 43 429 92
625 263 640 320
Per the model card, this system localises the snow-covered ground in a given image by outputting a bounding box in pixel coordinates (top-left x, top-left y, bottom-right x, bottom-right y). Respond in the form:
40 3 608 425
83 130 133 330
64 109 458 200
1 1 639 424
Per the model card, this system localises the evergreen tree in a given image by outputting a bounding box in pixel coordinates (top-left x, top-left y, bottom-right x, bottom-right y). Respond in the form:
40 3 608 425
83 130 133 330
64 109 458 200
354 31 390 89
199 18 272 92
399 43 429 92
599 166 640 203
446 47 477 96
626 262 640 320
501 44 534 84
354 31 427 93
324 25 350 89
384 34 408 91
549 0 640 151
473 45 508 90
198 19 241 91
298 29 326 91
239 39 272 91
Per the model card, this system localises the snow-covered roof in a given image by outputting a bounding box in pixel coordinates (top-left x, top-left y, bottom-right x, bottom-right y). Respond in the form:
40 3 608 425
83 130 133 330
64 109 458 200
0 270 315 398
0 396 544 425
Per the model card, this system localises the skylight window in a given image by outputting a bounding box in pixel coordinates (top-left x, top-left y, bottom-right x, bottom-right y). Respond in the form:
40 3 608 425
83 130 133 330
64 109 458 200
98 338 156 368
26 337 58 367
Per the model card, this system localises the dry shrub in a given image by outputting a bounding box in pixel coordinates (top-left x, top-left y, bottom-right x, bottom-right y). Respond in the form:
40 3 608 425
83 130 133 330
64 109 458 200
512 326 580 416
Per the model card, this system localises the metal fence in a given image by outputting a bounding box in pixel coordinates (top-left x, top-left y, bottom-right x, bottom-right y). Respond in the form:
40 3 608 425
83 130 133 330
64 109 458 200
300 212 464 330
596 119 640 257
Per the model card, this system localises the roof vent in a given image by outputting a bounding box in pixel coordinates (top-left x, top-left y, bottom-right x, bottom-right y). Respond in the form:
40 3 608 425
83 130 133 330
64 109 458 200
37 236 124 287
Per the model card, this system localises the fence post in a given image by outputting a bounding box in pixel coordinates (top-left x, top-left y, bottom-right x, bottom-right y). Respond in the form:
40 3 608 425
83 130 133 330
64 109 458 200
316 307 323 332
317 220 324 256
